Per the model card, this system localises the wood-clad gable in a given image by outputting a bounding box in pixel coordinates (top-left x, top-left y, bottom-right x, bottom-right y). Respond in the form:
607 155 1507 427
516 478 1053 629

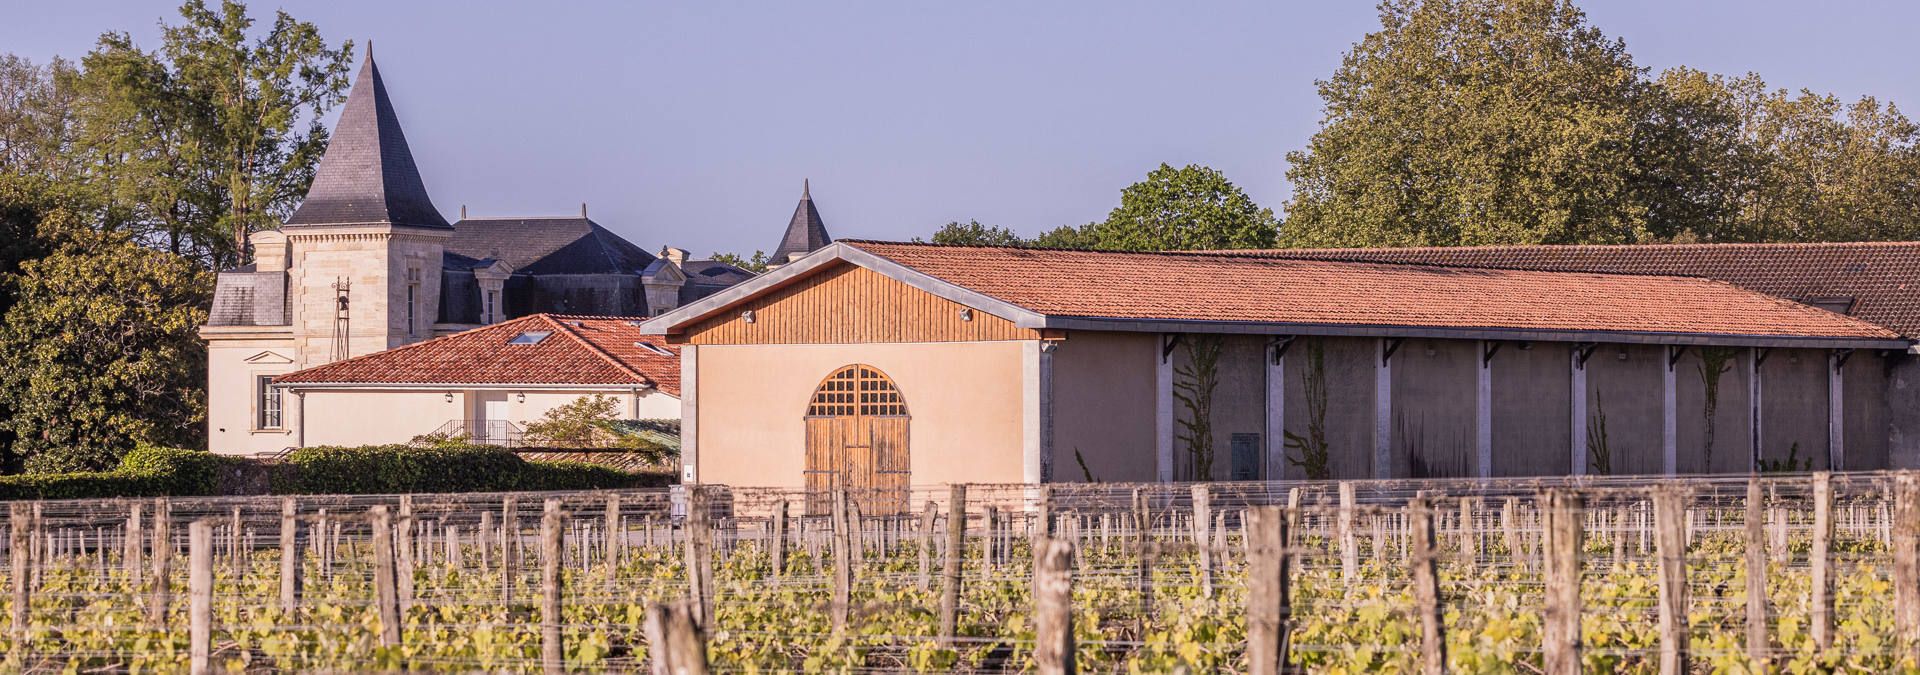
679 263 1037 345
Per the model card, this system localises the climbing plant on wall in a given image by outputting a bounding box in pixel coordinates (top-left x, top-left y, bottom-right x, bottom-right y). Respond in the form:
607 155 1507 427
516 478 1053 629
1587 393 1612 475
1285 339 1332 480
1697 347 1739 470
1172 334 1222 481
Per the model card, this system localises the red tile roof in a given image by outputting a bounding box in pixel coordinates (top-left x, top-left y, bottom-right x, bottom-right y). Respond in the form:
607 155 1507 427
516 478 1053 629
843 241 1904 344
1222 242 1920 338
275 314 681 394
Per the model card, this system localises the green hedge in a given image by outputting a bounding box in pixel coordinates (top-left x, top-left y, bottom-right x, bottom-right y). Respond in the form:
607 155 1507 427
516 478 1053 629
269 445 659 495
0 445 664 501
0 446 244 501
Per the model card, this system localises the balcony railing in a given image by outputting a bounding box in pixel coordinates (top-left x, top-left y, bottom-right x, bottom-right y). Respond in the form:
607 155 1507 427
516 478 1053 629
427 419 526 447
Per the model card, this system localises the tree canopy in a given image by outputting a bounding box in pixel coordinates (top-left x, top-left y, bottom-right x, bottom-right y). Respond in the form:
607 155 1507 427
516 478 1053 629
919 164 1279 252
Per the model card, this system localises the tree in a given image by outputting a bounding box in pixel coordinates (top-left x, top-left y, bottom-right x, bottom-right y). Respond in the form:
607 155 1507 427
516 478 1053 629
920 220 1024 246
522 394 674 463
1084 163 1278 251
0 228 211 472
66 0 353 269
0 55 80 178
1732 87 1920 242
708 250 769 274
1282 0 1655 247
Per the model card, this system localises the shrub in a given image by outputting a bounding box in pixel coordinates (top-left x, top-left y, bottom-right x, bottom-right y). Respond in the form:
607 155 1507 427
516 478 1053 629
272 444 659 494
0 446 239 500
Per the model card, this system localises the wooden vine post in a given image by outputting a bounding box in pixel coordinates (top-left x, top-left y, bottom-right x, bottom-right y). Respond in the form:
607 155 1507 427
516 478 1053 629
1191 484 1214 599
1032 536 1075 675
1407 496 1446 675
770 499 788 585
939 484 967 647
1895 473 1920 661
1338 482 1358 582
604 493 622 576
1245 505 1295 675
686 486 715 627
124 501 143 586
643 600 710 675
149 498 172 629
1744 478 1770 666
188 519 213 675
369 505 402 648
1652 487 1690 675
829 488 852 635
542 499 566 675
1541 490 1583 675
279 497 301 612
501 496 518 611
917 500 936 591
1810 472 1834 653
9 503 29 663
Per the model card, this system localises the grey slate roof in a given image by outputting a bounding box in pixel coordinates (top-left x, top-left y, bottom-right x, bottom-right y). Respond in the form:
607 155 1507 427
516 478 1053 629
207 271 287 326
772 180 832 262
446 216 658 274
284 51 451 230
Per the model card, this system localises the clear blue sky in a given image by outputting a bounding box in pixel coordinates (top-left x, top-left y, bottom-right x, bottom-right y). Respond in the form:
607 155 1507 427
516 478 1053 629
7 1 1918 257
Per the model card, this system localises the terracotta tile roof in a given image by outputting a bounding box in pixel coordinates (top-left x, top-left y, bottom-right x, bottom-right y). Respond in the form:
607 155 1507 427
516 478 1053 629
843 241 1904 344
1222 242 1920 338
275 314 681 394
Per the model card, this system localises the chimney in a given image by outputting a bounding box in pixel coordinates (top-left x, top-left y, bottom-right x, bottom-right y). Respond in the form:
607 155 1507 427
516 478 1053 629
460 204 467 219
661 246 688 266
580 202 588 218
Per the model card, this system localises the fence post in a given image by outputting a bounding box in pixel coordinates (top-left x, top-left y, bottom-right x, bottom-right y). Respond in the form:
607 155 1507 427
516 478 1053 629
1033 536 1075 675
501 496 518 611
1338 482 1358 582
1895 473 1920 660
918 500 937 591
189 519 212 675
939 484 968 647
542 499 566 675
770 499 789 585
279 497 301 613
1542 490 1583 675
643 600 710 675
149 498 171 629
1190 485 1214 599
1407 496 1446 675
1245 505 1294 675
829 488 852 635
9 504 28 664
1501 497 1524 572
125 502 143 587
686 486 714 627
1745 477 1770 667
369 505 401 648
1653 487 1690 675
605 493 622 576
1811 472 1834 653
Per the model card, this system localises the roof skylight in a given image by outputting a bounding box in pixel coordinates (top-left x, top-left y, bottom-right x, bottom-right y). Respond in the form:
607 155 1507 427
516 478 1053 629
508 331 552 345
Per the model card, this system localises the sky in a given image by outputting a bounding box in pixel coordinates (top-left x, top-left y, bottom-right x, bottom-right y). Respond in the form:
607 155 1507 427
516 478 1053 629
5 1 1918 257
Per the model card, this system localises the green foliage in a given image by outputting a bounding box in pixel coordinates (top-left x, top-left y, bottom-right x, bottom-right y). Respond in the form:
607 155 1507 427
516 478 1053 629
1759 442 1813 474
0 446 239 500
1697 346 1738 469
1282 0 1920 248
920 220 1025 247
0 228 211 473
708 250 769 274
271 444 661 495
520 395 677 464
1587 392 1611 475
1172 335 1223 480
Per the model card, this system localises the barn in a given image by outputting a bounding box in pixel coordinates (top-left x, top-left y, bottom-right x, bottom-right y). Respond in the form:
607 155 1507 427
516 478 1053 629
640 241 1916 499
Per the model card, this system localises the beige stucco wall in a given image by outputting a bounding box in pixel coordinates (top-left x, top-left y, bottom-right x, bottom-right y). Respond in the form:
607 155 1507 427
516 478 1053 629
295 387 675 448
1168 335 1267 481
1049 332 1157 483
204 332 299 455
693 341 1029 488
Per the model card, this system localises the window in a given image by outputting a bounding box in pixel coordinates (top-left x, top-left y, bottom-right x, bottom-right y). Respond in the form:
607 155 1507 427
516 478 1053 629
406 285 418 337
484 290 498 324
257 375 283 429
635 341 674 356
405 267 422 337
508 331 552 345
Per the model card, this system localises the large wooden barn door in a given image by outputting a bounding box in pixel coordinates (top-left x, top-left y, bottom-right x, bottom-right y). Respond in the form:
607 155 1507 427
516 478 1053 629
804 365 911 515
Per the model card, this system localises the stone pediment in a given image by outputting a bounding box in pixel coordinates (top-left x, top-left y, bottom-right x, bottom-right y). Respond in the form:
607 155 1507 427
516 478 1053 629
244 351 295 365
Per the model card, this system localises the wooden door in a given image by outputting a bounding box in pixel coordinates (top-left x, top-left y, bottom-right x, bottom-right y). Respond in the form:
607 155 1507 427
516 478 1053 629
804 365 910 515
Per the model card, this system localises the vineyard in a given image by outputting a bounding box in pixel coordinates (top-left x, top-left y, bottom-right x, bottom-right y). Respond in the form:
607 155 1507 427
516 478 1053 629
4 472 1920 673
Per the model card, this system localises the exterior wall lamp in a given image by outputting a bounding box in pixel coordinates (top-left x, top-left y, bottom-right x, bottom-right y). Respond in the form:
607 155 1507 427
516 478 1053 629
516 392 526 403
444 392 454 403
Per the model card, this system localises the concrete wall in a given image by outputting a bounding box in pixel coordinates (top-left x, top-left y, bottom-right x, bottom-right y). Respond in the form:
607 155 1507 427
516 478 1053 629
205 335 298 455
1390 339 1477 478
1584 344 1664 475
1281 337 1377 480
693 341 1029 488
1843 351 1891 470
1884 354 1920 469
1490 343 1572 476
1170 335 1267 481
1676 348 1754 474
1049 332 1157 483
1760 349 1831 471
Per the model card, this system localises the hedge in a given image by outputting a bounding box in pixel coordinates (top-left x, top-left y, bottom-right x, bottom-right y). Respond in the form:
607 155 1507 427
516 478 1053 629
0 444 667 501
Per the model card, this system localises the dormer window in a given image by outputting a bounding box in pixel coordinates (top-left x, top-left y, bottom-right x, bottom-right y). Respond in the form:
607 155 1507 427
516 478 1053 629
508 331 552 345
636 342 674 356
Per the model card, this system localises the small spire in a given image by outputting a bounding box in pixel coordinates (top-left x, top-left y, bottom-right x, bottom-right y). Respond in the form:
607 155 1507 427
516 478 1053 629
802 178 811 200
366 39 373 60
580 202 588 218
460 204 467 219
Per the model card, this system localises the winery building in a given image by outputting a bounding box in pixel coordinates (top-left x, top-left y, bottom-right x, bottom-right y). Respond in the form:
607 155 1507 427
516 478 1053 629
641 241 1918 496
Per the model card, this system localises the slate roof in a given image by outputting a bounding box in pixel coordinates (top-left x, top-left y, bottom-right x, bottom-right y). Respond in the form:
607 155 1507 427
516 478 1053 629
772 180 832 262
446 216 658 275
838 241 1903 344
285 50 450 230
1227 242 1920 339
681 260 755 285
275 314 681 394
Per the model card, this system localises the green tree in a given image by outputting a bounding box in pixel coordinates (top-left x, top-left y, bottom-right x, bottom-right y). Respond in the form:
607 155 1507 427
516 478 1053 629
1282 0 1655 247
0 55 80 178
709 250 769 274
67 0 353 269
1084 163 1278 251
920 220 1024 246
0 228 211 472
1732 86 1920 242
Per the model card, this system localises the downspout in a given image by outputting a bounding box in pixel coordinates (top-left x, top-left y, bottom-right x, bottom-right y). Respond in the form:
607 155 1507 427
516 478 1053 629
293 389 306 448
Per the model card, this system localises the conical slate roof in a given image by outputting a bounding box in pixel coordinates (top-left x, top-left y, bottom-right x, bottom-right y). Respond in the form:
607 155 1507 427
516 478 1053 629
772 179 832 262
285 49 450 229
